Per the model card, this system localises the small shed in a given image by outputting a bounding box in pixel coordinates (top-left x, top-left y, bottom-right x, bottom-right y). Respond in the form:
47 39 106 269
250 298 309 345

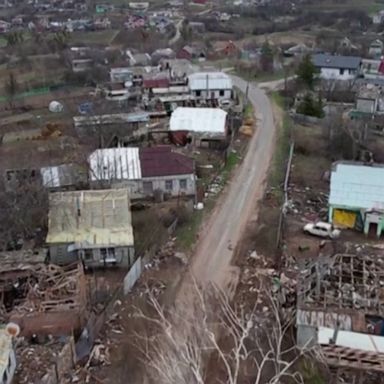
188 72 233 101
170 107 228 148
329 162 384 236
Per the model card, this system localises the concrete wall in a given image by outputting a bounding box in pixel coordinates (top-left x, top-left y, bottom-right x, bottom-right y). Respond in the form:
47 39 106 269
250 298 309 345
297 324 317 349
356 97 377 114
123 255 142 294
320 67 357 80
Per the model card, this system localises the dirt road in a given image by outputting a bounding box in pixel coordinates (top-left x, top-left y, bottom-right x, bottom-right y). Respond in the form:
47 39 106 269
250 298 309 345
191 77 277 292
169 18 184 45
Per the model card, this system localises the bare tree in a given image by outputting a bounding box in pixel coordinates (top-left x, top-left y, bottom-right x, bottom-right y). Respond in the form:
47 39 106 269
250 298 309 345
4 71 19 108
0 174 48 250
131 279 313 384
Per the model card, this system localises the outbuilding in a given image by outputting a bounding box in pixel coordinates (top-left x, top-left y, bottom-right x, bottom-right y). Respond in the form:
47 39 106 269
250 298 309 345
329 161 384 237
169 107 228 148
187 72 233 101
46 189 135 267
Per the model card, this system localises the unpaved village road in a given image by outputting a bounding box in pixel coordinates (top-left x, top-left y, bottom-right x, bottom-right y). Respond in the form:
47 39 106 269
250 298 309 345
191 77 277 292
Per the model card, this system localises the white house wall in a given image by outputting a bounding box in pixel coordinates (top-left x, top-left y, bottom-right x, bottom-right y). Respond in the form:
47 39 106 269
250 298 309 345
141 174 196 197
192 89 232 100
319 67 356 80
92 174 196 199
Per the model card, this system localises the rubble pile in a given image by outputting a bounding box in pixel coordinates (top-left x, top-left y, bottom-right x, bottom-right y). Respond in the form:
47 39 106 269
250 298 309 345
206 175 225 197
237 249 297 314
0 263 84 317
299 253 384 313
287 187 329 220
14 338 67 384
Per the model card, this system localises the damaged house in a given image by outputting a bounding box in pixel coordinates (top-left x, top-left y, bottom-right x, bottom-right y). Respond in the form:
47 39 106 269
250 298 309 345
0 255 87 338
169 107 229 149
46 189 135 268
88 146 196 199
329 162 384 237
297 252 384 378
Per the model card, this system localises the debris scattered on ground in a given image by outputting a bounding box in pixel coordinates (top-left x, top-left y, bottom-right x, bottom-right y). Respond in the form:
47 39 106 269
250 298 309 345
14 338 68 383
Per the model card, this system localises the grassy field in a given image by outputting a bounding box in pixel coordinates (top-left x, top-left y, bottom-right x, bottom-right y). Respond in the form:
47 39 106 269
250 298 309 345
70 29 120 45
303 0 384 14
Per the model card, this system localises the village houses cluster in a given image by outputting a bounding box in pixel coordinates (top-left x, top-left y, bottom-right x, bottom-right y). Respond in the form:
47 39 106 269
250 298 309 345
3 0 384 382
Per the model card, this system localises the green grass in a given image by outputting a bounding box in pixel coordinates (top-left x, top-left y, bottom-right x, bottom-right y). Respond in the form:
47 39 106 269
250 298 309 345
299 359 326 384
244 102 254 119
175 210 204 250
269 94 293 200
270 91 285 109
255 70 286 83
224 152 240 173
70 29 119 45
303 0 384 14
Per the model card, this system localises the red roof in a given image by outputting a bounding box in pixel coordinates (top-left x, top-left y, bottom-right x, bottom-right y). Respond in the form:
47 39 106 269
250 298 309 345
379 59 384 74
139 146 194 177
142 78 169 89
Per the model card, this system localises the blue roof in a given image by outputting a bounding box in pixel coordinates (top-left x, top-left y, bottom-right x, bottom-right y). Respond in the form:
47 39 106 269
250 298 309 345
329 162 384 210
312 54 362 70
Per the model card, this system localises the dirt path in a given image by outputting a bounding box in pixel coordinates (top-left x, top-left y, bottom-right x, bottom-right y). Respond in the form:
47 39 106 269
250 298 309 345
93 78 277 384
190 77 277 292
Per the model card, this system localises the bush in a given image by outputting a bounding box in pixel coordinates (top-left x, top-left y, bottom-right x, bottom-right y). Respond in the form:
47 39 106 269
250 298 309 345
296 93 324 118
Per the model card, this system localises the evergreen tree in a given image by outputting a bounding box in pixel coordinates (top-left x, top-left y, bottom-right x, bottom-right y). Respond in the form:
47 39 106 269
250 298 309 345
260 40 274 73
296 54 318 90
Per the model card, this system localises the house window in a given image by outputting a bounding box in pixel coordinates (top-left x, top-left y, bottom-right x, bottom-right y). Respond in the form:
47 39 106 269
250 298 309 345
339 68 345 75
84 249 93 261
195 90 201 97
179 179 187 190
101 248 115 262
5 170 13 181
165 180 173 191
143 181 153 194
219 90 225 97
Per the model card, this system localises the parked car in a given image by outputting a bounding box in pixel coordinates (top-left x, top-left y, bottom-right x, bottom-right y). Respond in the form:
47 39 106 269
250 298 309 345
303 221 341 239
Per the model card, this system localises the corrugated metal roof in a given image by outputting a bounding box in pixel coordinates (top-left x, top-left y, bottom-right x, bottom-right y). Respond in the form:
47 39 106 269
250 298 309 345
329 162 384 210
89 148 142 181
188 72 233 91
0 329 12 379
312 54 362 69
140 146 194 177
318 327 384 352
170 107 227 134
40 164 87 188
46 189 134 247
89 146 194 180
73 112 149 128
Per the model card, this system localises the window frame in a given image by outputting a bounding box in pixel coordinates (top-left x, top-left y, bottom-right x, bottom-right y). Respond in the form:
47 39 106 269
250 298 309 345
165 179 173 191
179 179 187 190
